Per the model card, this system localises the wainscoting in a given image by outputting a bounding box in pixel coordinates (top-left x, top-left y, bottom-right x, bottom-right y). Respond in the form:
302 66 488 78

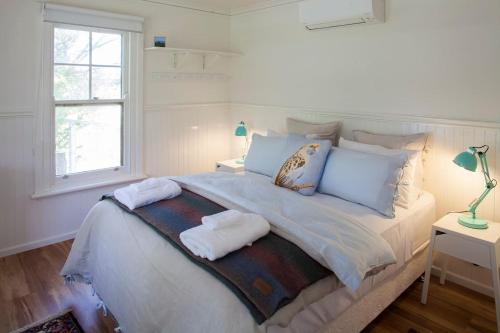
0 103 234 257
230 103 500 295
144 103 232 176
0 114 35 255
0 103 233 257
2 102 499 295
231 103 500 222
0 112 134 257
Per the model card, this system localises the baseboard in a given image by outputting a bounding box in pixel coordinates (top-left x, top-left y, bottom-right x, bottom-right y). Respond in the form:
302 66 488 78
431 265 494 297
0 231 77 258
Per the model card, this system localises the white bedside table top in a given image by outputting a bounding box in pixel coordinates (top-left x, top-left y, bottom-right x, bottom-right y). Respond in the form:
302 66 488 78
217 159 243 168
434 213 500 246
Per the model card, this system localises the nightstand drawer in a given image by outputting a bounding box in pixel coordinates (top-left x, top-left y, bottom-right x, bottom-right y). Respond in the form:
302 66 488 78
434 233 491 268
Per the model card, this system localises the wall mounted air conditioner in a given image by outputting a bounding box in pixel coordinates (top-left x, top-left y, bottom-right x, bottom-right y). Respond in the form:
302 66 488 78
299 0 385 30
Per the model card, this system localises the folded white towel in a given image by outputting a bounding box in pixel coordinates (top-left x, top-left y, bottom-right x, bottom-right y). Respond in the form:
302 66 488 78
114 179 182 210
130 177 172 192
180 213 270 261
201 210 243 230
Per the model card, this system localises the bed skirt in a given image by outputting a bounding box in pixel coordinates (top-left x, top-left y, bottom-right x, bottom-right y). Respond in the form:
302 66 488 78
321 248 428 333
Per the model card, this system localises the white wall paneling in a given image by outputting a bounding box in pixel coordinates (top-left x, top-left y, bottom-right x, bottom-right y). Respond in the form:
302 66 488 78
0 101 233 257
230 103 500 295
144 103 232 176
0 114 133 257
230 103 500 222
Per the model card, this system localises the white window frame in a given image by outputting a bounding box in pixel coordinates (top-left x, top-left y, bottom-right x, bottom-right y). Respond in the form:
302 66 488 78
34 22 144 198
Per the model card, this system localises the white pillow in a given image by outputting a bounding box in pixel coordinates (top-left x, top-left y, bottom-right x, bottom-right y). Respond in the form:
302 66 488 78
339 137 420 209
318 148 408 218
287 118 342 146
266 129 284 137
244 134 287 177
352 130 429 191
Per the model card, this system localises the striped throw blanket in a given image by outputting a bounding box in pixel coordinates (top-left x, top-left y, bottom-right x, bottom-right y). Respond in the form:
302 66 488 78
104 190 332 324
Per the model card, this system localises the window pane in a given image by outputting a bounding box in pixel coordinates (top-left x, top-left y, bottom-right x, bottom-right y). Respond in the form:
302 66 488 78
92 67 122 100
92 32 122 66
54 28 89 64
54 65 89 100
55 104 122 175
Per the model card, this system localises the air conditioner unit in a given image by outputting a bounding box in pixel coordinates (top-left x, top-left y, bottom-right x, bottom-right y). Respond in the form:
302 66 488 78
299 0 385 30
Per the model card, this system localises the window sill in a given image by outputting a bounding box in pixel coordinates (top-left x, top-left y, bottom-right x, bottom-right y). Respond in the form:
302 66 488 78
32 174 148 199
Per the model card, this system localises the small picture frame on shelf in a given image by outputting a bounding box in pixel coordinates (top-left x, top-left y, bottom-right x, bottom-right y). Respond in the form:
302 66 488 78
154 36 166 47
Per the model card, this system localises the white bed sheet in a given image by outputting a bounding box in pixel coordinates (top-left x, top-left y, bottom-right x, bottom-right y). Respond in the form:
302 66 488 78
61 172 435 333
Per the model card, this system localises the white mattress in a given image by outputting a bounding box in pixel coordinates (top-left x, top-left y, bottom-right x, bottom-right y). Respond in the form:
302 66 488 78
62 172 436 333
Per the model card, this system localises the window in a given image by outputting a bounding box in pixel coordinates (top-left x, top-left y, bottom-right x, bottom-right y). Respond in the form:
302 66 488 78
35 5 144 198
54 27 124 176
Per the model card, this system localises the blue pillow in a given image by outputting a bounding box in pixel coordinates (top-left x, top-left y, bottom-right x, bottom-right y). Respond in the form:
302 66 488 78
244 134 287 177
318 148 407 217
273 135 332 196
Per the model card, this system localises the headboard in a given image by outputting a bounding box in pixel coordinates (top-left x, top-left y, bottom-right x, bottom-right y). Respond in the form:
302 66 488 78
231 103 500 221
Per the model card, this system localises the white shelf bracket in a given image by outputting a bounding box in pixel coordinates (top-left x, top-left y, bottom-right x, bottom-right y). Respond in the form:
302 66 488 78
202 54 220 72
173 52 189 69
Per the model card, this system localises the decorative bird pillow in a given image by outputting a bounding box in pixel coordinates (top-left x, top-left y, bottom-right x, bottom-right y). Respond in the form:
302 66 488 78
274 135 332 195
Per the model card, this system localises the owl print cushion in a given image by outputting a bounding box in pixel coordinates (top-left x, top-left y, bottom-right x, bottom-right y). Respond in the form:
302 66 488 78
274 135 332 196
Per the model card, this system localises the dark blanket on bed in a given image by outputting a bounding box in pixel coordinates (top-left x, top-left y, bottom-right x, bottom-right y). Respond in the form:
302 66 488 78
103 190 332 324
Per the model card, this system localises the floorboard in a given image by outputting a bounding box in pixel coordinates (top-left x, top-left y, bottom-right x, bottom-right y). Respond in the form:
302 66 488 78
0 241 497 333
0 241 116 333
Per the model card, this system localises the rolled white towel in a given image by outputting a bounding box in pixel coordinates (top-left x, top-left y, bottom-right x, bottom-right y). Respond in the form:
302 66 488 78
180 213 270 261
114 179 182 210
201 210 243 230
130 177 172 192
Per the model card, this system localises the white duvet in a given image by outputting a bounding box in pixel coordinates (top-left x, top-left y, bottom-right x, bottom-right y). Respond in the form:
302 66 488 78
61 172 434 333
173 172 396 290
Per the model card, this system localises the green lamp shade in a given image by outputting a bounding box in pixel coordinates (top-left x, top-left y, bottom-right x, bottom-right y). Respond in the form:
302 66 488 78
453 149 478 172
452 146 493 230
235 121 247 137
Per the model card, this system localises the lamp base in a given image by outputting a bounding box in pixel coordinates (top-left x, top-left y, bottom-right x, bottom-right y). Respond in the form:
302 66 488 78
458 215 489 229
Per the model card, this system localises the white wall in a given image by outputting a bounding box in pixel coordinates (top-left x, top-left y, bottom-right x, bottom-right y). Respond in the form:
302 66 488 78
228 0 500 296
230 0 500 122
3 0 500 297
0 0 232 256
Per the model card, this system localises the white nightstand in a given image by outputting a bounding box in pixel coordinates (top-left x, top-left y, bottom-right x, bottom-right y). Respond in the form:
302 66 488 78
215 159 245 173
421 213 500 332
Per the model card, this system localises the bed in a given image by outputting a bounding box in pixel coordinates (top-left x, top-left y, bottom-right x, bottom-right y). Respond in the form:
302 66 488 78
61 170 435 333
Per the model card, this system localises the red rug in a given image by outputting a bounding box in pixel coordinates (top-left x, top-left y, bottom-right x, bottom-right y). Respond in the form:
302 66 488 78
10 310 84 333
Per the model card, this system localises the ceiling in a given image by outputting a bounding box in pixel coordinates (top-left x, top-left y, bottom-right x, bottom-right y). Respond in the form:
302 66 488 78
149 0 289 14
195 0 268 10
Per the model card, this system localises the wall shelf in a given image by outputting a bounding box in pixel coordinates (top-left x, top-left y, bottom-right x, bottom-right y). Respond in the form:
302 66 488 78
144 47 242 57
144 47 242 71
151 71 230 81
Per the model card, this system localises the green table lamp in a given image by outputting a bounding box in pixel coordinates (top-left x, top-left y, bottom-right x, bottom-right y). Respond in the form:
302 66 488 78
235 121 248 164
453 145 497 229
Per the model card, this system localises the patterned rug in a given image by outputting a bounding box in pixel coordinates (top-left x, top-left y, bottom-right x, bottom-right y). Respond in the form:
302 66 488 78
10 310 84 333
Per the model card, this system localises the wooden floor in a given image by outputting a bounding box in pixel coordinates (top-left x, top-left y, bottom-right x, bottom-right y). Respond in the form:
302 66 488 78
0 241 497 333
